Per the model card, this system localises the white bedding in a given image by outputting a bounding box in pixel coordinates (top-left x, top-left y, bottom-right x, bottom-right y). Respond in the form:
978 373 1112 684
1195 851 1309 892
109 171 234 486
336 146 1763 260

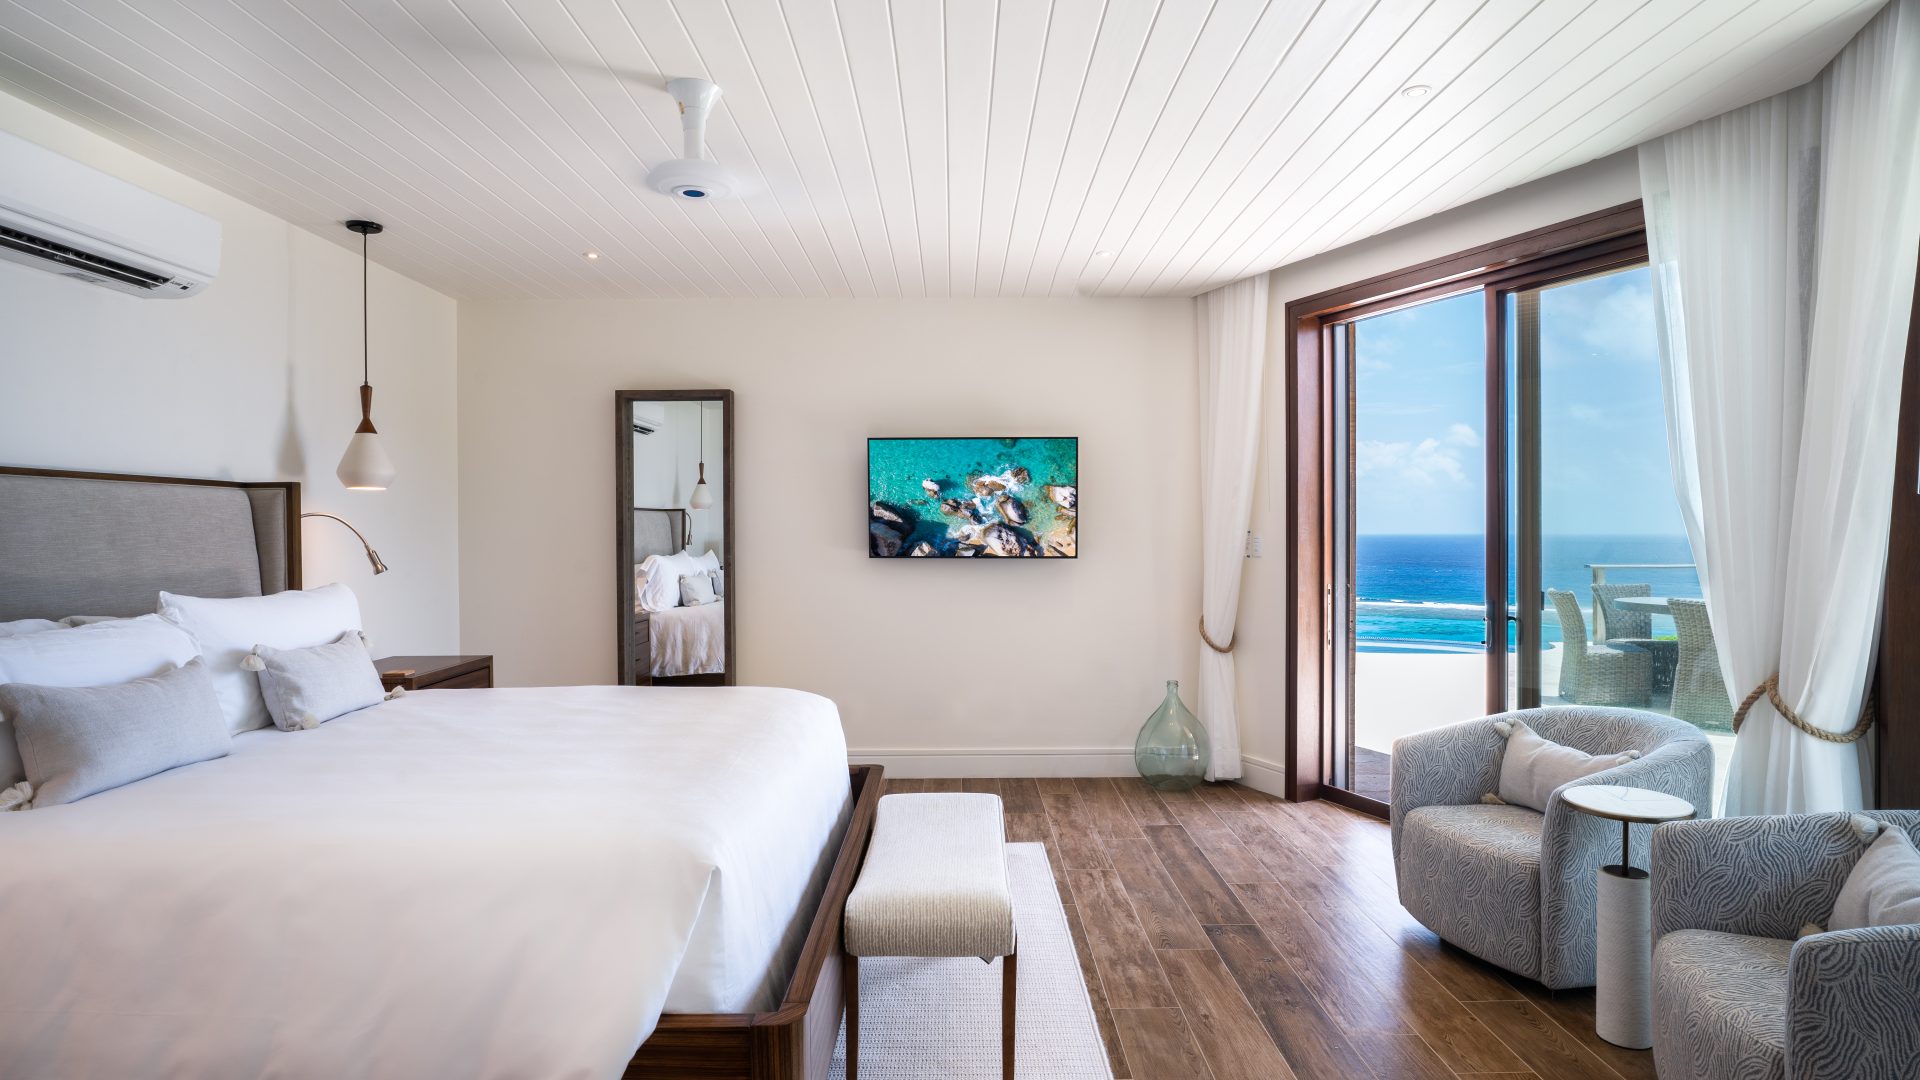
0 685 850 1080
650 599 726 677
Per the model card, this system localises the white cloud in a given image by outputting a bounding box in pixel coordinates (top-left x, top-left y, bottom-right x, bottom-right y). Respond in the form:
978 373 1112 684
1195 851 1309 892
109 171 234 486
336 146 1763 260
1446 423 1480 448
1357 437 1466 484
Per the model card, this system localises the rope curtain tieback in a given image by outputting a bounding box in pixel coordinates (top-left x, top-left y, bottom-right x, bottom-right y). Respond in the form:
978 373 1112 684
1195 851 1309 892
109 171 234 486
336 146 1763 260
1199 616 1234 654
1731 673 1876 744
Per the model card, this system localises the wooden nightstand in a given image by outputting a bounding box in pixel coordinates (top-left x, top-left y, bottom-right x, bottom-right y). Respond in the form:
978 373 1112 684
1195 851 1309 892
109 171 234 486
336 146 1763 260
374 654 493 692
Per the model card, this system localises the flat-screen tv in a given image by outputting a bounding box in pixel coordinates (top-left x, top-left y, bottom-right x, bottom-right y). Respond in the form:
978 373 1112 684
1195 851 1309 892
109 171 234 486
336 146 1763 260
868 437 1077 558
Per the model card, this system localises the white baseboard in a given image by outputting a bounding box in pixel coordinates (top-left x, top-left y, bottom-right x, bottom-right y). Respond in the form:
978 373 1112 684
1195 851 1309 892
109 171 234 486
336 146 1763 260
849 746 1292 798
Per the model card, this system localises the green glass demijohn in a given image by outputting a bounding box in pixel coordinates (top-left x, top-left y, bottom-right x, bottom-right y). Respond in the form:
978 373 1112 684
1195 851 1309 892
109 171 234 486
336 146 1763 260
1134 680 1209 792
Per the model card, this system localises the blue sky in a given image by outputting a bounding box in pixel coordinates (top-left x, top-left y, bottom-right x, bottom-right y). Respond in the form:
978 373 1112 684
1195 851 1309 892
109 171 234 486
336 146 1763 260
1353 265 1686 537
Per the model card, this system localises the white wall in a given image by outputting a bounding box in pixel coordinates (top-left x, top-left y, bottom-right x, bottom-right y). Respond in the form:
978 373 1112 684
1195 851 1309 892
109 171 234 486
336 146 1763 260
1233 151 1643 779
459 298 1198 774
0 89 462 654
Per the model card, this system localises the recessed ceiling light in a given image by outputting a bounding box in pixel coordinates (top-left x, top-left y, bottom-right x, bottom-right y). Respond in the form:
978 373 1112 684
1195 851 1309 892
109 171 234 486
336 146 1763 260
583 251 601 260
1400 84 1432 99
1094 249 1114 258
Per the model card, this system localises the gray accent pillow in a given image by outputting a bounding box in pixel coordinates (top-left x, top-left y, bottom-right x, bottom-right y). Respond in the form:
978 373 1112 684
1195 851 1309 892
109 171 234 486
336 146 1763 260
251 632 385 731
1831 826 1920 930
0 658 230 807
1494 719 1639 812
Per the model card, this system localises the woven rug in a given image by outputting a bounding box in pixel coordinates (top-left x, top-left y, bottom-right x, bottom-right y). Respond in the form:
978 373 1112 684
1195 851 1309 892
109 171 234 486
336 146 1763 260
829 842 1113 1079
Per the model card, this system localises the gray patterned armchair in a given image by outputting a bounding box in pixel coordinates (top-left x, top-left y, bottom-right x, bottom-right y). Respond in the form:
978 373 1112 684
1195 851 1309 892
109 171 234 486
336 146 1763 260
1651 812 1920 1080
1390 706 1713 989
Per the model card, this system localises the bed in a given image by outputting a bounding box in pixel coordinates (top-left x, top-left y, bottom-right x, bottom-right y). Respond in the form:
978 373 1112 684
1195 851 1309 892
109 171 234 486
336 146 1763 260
630 506 727 682
0 466 879 1080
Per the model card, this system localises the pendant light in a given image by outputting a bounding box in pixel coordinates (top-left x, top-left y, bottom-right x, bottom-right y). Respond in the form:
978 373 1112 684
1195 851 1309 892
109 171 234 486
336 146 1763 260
336 220 398 491
688 403 714 510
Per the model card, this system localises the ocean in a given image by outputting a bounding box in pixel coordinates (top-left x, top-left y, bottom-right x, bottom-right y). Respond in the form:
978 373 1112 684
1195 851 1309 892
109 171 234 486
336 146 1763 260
1357 534 1700 649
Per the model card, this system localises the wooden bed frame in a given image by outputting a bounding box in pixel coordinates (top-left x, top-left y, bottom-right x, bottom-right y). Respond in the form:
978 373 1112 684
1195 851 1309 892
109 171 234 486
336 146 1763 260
627 762 883 1080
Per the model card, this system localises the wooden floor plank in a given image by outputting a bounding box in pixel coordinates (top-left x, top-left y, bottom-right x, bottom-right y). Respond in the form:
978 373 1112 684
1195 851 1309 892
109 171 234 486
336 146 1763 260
1206 923 1375 1080
1065 901 1131 1079
1193 782 1248 812
1183 819 1278 884
1513 983 1657 1080
1215 810 1320 880
1112 1008 1214 1080
1044 792 1115 870
999 777 1044 815
1066 869 1178 1009
1233 883 1410 1035
1075 777 1148 839
1105 837 1213 951
1158 947 1300 1080
1466 999 1621 1080
962 777 1003 797
1277 870 1531 1074
1346 1032 1474 1080
1036 777 1078 796
1145 824 1253 925
1152 786 1227 829
1114 777 1176 827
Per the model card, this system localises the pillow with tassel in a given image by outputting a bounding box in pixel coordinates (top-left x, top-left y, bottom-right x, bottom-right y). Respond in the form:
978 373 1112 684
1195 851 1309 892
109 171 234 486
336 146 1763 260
246 631 386 732
1486 719 1641 812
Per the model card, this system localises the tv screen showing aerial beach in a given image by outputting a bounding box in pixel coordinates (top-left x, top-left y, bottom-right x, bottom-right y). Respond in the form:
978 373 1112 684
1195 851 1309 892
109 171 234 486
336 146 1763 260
868 437 1077 558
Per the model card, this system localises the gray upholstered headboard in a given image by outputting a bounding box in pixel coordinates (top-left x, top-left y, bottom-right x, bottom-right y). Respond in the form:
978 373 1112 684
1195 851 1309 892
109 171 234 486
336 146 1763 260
0 467 300 621
633 507 690 564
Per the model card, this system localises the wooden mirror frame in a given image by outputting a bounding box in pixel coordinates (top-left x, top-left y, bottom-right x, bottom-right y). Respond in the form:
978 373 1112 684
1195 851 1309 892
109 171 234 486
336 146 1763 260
615 389 735 686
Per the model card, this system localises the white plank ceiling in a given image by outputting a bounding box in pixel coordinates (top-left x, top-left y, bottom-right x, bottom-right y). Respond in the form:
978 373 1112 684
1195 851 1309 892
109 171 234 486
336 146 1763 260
0 0 1883 299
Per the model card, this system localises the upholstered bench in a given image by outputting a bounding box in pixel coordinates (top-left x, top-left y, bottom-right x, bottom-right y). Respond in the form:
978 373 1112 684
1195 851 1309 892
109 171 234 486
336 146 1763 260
843 792 1017 1079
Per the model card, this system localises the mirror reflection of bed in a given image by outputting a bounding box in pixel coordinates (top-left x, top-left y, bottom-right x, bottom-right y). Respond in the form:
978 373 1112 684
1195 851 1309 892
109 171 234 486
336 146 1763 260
619 392 732 686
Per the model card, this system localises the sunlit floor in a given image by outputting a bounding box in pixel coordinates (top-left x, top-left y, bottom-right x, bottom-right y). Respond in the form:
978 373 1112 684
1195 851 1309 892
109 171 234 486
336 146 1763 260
896 776 1662 1080
1353 646 1732 811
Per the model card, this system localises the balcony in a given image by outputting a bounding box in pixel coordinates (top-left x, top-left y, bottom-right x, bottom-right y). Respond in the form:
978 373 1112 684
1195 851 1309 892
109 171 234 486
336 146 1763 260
1348 565 1733 808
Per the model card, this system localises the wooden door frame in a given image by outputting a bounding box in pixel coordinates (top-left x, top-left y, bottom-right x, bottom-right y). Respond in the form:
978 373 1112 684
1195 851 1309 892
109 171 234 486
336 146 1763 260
1285 203 1647 809
1877 239 1920 810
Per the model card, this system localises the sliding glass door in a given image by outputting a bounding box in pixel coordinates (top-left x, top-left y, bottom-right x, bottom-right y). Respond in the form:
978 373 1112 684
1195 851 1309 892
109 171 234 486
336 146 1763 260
1331 290 1491 803
1312 231 1731 813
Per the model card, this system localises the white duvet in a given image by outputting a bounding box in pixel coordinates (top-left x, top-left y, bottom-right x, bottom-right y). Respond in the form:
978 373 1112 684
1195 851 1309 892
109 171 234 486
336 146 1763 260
650 599 726 677
0 685 851 1080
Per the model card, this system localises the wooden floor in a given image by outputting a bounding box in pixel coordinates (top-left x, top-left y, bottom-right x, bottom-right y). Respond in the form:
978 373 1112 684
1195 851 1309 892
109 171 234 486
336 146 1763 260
882 776 1656 1080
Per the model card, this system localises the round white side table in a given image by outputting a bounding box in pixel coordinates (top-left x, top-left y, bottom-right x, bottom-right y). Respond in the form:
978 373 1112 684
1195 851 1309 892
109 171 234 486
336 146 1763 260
1560 784 1696 1050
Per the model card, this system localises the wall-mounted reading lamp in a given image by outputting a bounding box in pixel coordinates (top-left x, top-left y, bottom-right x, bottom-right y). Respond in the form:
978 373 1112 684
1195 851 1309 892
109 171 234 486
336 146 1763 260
301 512 388 575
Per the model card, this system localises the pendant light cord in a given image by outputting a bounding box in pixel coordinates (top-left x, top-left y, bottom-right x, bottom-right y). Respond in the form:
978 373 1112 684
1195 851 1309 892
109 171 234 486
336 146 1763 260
361 228 370 386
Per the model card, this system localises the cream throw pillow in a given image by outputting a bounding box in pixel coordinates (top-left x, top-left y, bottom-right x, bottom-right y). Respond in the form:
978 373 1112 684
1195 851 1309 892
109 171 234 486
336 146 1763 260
1831 826 1920 931
1493 719 1640 812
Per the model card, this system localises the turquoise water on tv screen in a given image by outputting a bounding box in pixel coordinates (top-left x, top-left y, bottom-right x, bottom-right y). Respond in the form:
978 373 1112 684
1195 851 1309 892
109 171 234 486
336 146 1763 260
869 437 1078 556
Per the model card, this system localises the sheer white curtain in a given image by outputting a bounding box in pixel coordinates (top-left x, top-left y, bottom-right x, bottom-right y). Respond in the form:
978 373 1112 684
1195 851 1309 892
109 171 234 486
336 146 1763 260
1196 272 1268 781
1641 0 1920 815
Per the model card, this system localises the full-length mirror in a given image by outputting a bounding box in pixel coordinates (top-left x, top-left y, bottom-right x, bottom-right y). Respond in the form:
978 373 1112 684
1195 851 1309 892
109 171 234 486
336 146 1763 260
616 390 733 685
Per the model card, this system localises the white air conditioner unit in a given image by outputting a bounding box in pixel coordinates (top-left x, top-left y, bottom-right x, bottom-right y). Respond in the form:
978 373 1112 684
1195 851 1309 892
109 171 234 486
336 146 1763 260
0 129 220 298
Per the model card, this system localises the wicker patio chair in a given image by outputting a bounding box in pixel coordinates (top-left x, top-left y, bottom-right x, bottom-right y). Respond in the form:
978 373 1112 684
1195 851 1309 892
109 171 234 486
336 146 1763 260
1668 598 1733 732
1593 582 1677 695
1548 588 1652 707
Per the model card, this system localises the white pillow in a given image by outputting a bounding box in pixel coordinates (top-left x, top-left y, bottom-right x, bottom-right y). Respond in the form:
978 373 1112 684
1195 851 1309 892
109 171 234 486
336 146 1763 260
159 583 364 735
0 614 199 788
1831 826 1920 931
1493 719 1640 812
638 549 704 612
680 572 719 606
251 632 386 731
0 619 62 638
